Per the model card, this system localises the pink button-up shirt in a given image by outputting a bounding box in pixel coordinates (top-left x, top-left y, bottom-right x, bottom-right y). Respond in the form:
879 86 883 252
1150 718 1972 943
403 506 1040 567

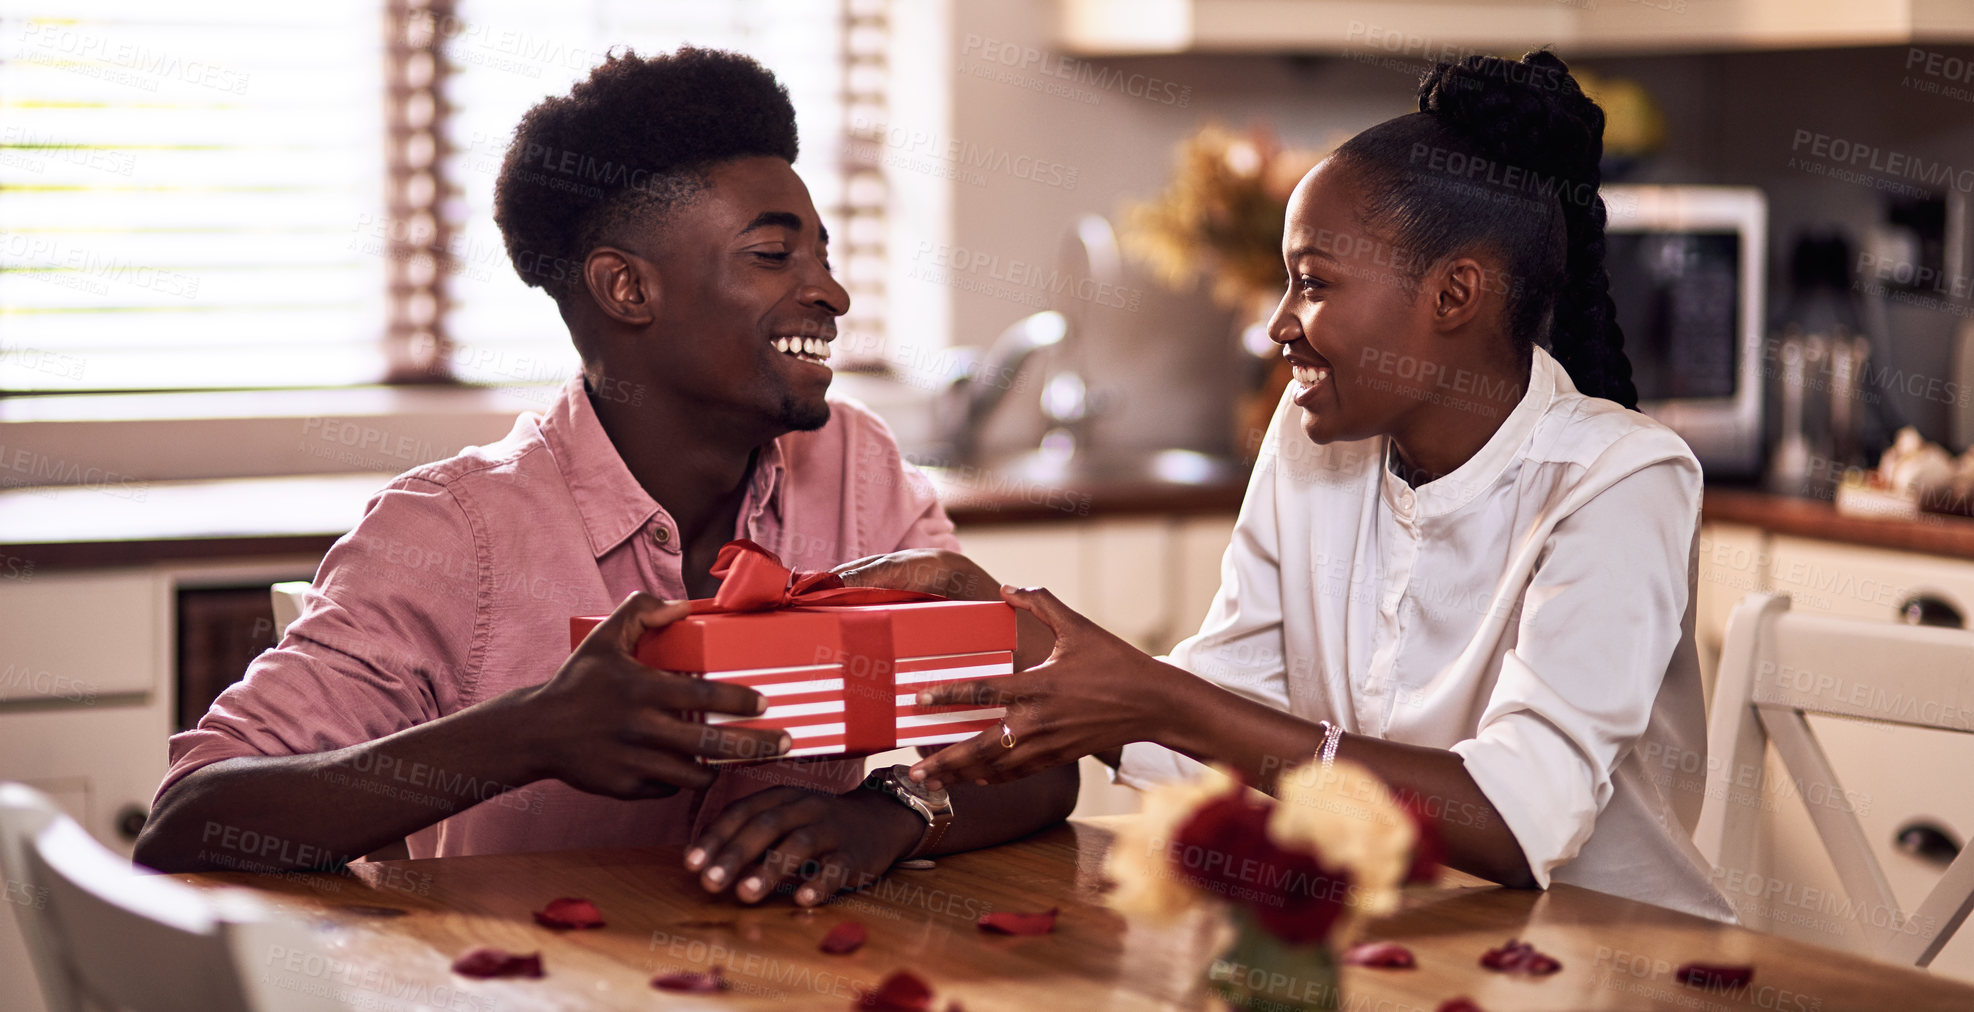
160 376 959 858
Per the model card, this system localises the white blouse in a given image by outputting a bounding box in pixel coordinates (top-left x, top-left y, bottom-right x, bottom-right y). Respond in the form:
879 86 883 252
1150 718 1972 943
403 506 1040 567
1117 346 1737 922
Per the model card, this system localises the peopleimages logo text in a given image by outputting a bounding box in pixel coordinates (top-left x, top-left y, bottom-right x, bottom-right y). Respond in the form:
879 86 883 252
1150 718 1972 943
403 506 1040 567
1790 129 1974 193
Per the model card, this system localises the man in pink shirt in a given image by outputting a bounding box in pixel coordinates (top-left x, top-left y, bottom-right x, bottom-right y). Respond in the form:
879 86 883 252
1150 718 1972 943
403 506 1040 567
134 47 1076 908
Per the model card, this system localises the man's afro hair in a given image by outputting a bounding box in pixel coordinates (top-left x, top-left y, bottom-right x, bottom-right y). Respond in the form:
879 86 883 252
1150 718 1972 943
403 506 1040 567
493 46 799 300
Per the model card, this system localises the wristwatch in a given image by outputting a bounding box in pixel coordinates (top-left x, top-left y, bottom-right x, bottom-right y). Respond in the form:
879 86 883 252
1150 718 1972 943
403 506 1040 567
861 764 954 860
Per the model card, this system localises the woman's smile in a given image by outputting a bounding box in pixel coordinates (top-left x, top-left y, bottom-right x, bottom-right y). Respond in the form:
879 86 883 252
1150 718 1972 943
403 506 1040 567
1289 358 1333 407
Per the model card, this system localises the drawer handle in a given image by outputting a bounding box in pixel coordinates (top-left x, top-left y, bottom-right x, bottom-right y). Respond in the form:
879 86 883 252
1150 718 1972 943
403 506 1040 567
1895 820 1962 867
1898 594 1965 629
116 804 148 841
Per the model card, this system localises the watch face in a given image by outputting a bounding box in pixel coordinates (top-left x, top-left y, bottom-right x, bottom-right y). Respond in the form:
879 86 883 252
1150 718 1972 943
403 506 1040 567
889 765 949 806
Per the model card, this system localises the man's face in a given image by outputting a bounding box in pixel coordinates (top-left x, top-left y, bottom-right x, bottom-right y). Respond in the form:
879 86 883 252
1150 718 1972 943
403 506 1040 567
622 155 848 434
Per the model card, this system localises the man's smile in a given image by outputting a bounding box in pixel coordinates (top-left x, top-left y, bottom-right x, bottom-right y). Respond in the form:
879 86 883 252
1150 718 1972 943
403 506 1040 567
771 333 833 368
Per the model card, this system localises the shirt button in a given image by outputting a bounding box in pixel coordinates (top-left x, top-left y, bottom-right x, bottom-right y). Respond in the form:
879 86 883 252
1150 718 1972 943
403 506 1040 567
652 527 671 545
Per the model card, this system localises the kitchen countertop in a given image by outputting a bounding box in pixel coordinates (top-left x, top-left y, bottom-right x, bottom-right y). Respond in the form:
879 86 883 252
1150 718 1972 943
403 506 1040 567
0 466 1257 570
8 471 1974 570
1702 486 1974 561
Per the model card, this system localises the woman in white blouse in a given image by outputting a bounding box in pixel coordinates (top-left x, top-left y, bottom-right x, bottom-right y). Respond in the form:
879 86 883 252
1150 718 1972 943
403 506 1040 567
843 51 1734 921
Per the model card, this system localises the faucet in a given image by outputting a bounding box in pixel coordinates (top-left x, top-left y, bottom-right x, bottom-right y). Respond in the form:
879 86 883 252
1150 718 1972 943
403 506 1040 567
936 309 1067 466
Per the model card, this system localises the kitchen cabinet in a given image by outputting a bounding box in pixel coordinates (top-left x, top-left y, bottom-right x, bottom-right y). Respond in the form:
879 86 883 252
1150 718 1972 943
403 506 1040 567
0 558 316 1012
1058 0 1974 56
1694 520 1974 981
958 514 1239 656
957 513 1240 818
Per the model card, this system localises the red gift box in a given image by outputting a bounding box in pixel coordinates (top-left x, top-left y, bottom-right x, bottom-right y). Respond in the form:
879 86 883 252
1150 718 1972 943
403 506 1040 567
570 541 1015 760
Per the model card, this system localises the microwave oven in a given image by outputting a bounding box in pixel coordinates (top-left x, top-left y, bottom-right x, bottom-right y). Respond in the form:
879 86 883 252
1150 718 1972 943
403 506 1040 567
1600 184 1768 478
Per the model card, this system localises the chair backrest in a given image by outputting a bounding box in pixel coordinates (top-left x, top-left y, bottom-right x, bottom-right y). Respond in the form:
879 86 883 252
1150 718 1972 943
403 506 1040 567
1695 593 1974 967
1 783 346 1011
2 783 78 1012
270 581 311 641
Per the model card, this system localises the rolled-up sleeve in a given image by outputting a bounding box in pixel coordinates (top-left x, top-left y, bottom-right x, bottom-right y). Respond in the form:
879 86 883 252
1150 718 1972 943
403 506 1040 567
156 477 479 801
1450 456 1700 886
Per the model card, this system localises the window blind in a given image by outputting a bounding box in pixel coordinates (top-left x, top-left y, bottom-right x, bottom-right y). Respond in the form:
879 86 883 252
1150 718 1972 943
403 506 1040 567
0 0 864 394
0 0 388 393
438 0 852 388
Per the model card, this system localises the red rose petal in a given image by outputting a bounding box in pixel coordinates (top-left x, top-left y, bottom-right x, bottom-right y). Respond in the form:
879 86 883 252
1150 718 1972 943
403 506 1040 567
857 969 935 1011
1436 999 1485 1012
977 907 1057 936
1341 941 1416 968
652 966 728 993
821 920 868 954
450 947 543 978
1478 938 1561 975
532 896 605 929
1676 962 1754 990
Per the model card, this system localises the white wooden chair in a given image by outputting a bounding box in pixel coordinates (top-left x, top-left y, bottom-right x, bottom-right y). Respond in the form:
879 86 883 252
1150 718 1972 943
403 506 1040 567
0 782 347 1011
1694 592 1974 967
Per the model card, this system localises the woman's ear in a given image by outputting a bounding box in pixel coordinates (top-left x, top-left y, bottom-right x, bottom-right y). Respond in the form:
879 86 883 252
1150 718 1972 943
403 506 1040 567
1428 256 1489 333
582 247 660 327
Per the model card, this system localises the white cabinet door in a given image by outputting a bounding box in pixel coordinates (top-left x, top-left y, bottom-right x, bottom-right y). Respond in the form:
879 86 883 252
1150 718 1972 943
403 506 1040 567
1166 515 1236 655
1695 522 1769 712
0 570 157 702
1082 518 1171 652
1768 536 1974 625
954 525 1088 616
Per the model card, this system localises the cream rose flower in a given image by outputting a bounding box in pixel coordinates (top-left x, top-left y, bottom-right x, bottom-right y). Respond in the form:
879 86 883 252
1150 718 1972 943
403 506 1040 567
1267 758 1416 926
1104 765 1253 919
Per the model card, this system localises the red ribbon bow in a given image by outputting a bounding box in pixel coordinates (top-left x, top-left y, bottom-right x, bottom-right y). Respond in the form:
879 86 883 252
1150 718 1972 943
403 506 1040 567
695 540 943 753
696 539 939 613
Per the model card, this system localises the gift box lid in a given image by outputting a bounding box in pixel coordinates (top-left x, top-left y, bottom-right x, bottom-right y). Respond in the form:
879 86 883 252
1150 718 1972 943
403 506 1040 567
570 599 1016 672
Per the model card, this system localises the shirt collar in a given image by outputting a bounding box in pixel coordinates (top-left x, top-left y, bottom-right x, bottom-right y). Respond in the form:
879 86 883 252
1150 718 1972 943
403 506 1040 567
1381 345 1559 519
537 375 788 559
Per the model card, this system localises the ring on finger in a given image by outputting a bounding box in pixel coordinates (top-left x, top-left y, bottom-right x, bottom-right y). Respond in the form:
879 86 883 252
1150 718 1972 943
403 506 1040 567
1001 722 1016 749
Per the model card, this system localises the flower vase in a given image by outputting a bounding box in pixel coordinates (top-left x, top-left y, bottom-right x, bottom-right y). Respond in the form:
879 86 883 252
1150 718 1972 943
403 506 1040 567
1205 907 1341 1011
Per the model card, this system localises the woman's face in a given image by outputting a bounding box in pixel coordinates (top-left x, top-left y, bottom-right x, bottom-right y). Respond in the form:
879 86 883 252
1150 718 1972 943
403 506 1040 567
1267 159 1445 446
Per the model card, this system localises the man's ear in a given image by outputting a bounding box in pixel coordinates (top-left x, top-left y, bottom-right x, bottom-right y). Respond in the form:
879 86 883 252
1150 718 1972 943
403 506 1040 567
582 247 659 327
1428 256 1489 333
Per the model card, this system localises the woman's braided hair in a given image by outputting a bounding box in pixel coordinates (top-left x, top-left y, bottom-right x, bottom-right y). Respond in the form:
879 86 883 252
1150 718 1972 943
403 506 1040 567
1332 50 1637 408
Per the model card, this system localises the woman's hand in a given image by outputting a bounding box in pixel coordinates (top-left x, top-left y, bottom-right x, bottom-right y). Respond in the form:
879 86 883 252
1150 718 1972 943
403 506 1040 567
683 786 923 907
906 585 1192 791
837 551 1056 671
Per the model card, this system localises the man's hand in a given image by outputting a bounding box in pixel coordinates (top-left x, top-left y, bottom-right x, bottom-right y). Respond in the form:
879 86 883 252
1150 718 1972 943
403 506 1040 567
837 550 1055 671
517 592 791 798
683 786 922 906
833 548 1001 601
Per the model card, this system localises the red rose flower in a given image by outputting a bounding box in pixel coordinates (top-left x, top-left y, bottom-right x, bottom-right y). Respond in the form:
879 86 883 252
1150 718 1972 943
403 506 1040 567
1171 789 1350 946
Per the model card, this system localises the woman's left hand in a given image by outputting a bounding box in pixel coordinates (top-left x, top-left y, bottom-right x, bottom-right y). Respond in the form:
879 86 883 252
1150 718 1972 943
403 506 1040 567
907 585 1190 790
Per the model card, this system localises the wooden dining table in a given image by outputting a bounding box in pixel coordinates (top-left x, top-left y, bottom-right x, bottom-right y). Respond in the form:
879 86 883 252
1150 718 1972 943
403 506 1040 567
175 815 1974 1011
